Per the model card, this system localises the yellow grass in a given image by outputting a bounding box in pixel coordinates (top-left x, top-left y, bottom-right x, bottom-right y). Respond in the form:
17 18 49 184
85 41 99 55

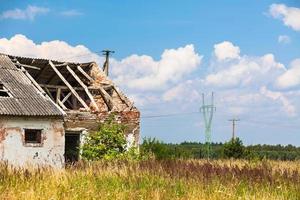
0 159 299 200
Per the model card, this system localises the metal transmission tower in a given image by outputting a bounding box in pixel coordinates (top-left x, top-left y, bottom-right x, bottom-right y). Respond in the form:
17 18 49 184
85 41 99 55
229 118 240 140
200 92 216 159
102 49 115 76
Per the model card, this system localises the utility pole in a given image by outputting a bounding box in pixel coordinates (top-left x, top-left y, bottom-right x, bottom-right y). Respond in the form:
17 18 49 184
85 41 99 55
200 92 216 159
228 118 240 140
102 49 115 76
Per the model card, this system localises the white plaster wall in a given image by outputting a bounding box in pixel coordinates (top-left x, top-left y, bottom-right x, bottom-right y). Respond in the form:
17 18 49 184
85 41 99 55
0 117 65 168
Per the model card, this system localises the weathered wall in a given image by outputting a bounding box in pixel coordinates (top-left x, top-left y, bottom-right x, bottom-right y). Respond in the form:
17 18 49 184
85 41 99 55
64 110 140 146
0 117 65 168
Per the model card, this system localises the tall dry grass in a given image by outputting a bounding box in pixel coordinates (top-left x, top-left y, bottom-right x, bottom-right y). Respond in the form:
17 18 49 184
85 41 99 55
0 159 299 200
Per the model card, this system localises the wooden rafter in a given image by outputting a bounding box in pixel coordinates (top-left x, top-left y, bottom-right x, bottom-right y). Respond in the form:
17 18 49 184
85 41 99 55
54 63 68 67
61 92 72 103
56 88 61 104
49 60 90 111
57 99 67 110
77 65 94 82
43 87 54 101
14 62 41 70
20 66 46 96
97 86 114 111
39 84 83 91
61 92 73 108
66 65 99 111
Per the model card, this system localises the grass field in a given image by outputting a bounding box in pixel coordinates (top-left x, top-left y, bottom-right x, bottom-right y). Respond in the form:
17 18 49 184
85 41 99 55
0 159 299 200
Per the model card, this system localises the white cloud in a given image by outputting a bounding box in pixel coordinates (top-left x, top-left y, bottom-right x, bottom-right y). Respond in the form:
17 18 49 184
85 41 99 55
0 34 102 63
163 80 201 102
269 4 300 31
278 35 291 44
60 10 83 17
0 5 49 20
260 86 296 116
213 41 240 61
205 53 285 88
0 34 298 119
111 45 202 90
276 59 300 89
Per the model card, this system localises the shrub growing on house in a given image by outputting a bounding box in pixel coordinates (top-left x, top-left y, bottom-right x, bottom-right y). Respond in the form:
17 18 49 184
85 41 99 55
81 115 127 160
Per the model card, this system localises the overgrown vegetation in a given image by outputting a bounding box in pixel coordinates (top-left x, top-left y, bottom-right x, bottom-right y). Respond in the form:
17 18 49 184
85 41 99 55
2 121 300 199
0 160 299 199
81 115 128 160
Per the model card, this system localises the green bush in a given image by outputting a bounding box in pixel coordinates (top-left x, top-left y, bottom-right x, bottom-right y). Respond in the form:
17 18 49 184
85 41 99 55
222 137 245 159
140 137 173 160
81 115 127 161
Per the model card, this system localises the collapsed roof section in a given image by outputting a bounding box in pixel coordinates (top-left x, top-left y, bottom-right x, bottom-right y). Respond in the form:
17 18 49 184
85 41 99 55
5 54 136 114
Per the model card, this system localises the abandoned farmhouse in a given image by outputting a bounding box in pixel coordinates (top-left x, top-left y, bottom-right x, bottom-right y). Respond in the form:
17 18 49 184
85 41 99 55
0 54 140 168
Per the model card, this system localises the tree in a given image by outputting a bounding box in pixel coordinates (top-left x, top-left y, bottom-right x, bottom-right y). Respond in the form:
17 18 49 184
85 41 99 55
222 137 245 159
140 137 173 160
81 115 127 160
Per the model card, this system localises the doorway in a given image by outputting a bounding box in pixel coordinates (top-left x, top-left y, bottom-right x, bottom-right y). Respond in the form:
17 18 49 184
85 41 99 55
65 132 81 163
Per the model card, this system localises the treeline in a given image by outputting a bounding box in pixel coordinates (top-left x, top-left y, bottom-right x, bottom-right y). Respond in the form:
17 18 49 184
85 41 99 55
140 138 300 161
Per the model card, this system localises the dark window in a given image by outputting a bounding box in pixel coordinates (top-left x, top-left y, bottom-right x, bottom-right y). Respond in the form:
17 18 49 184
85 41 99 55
0 83 10 97
25 129 42 144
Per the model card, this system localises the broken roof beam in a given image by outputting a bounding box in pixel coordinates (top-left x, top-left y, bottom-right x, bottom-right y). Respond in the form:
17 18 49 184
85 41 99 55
43 87 55 101
97 86 114 111
77 65 94 83
57 99 67 110
39 84 84 91
49 60 90 111
14 62 41 70
61 91 72 104
19 66 46 96
54 63 68 67
66 65 99 111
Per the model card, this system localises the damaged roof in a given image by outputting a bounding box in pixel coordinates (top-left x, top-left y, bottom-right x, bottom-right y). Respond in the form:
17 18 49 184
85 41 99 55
0 55 64 117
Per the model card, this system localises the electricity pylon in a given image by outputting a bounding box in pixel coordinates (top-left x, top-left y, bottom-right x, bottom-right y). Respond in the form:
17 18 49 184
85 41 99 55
200 92 216 159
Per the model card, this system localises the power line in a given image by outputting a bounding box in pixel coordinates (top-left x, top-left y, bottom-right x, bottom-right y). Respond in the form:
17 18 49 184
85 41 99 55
141 111 199 119
56 51 104 61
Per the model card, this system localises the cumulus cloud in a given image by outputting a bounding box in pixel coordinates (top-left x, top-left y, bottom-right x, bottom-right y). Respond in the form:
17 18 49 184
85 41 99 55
260 86 296 116
213 41 240 61
0 34 102 63
278 35 291 44
201 41 297 117
0 34 298 118
111 45 202 90
163 80 201 102
205 53 285 88
269 4 300 31
0 35 201 93
0 5 49 20
276 59 300 89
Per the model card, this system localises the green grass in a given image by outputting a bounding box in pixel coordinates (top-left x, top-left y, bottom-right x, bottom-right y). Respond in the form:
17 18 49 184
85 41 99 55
0 159 299 199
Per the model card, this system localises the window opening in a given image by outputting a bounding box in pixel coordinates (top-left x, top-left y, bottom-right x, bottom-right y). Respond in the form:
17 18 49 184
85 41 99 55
24 129 42 144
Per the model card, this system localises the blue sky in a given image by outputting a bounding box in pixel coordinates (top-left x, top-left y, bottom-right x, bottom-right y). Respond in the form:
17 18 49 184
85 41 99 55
0 1 300 145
